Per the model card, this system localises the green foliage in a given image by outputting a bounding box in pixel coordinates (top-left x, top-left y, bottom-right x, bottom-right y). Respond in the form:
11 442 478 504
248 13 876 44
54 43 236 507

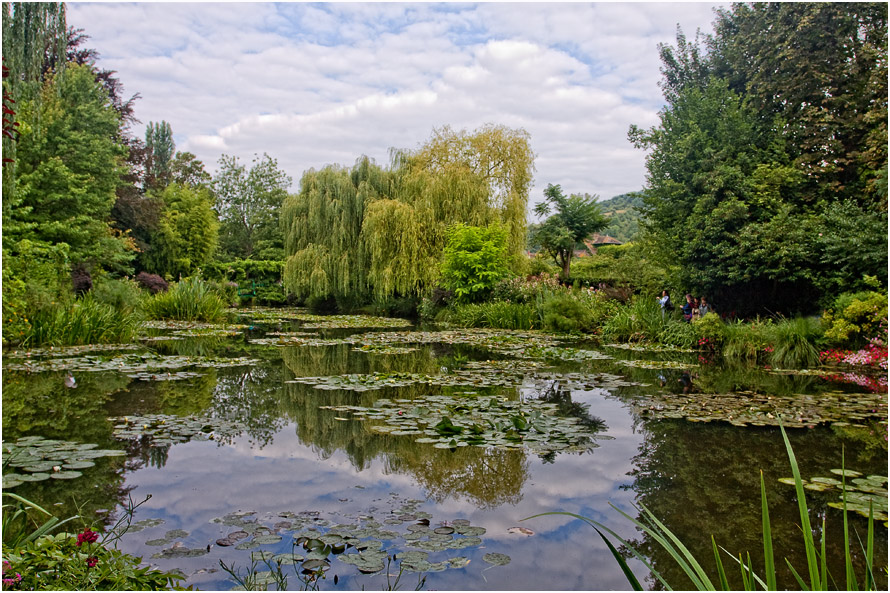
822 291 888 348
2 240 71 345
633 3 888 314
141 276 226 322
721 319 773 363
533 183 608 279
440 223 511 303
214 153 292 260
541 294 594 333
90 275 145 314
8 63 134 273
597 191 645 242
766 316 823 369
440 302 537 330
658 319 700 349
693 312 726 347
570 242 667 296
144 120 175 191
283 125 534 307
601 296 666 343
142 183 219 278
21 292 142 347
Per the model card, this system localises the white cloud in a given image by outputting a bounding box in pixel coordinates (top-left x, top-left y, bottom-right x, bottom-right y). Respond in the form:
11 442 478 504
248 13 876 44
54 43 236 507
67 1 725 204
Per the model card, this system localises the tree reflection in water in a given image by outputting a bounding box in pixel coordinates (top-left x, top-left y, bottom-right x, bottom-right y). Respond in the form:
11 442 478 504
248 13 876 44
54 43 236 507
624 419 888 591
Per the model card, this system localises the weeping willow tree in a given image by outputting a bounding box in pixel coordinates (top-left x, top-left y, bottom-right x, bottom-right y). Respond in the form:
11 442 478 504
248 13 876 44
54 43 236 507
282 124 535 305
282 156 390 306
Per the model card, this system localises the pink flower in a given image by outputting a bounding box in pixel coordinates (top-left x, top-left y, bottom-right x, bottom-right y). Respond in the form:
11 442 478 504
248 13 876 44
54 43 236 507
86 556 98 568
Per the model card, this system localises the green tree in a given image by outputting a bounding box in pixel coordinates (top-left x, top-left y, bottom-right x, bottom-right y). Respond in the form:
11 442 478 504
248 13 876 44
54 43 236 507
282 125 535 306
440 223 510 303
144 120 174 191
533 183 608 279
9 63 133 273
169 150 210 188
213 152 292 261
140 183 219 278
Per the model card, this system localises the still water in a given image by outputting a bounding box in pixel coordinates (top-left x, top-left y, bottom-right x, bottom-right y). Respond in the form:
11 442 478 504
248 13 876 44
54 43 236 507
3 309 887 590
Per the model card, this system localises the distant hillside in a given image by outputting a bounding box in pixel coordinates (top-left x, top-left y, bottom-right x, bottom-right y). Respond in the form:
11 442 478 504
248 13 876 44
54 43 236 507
598 191 645 243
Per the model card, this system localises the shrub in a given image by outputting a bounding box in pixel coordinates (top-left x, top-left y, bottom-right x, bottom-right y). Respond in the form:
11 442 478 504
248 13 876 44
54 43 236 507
601 296 665 343
91 277 145 314
693 312 726 346
440 223 511 303
541 294 593 333
135 272 168 294
821 290 887 348
491 273 563 304
141 276 226 321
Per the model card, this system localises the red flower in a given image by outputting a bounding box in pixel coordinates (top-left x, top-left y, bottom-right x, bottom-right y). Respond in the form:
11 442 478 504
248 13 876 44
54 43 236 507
86 556 98 568
77 528 99 546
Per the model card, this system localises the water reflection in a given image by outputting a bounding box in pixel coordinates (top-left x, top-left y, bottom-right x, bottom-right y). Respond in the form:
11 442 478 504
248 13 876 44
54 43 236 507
625 419 888 590
1 324 886 591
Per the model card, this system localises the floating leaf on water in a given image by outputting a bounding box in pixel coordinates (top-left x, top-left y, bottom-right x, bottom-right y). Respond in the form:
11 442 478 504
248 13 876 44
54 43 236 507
253 534 283 545
433 526 455 535
448 557 471 569
49 470 82 480
507 526 534 536
830 469 863 478
483 552 511 566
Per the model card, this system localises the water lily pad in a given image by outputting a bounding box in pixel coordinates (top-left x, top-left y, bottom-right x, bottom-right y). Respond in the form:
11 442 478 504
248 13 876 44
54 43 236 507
448 556 471 569
49 470 82 479
483 553 511 566
17 472 50 482
830 469 863 478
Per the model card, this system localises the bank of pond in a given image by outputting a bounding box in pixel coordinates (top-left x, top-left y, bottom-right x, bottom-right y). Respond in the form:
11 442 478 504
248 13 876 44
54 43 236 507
2 308 887 590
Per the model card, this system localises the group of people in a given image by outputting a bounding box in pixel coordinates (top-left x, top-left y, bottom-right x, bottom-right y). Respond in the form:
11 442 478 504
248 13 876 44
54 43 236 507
658 290 712 322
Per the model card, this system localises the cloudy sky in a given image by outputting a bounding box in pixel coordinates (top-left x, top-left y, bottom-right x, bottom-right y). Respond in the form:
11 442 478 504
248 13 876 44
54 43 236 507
67 1 724 208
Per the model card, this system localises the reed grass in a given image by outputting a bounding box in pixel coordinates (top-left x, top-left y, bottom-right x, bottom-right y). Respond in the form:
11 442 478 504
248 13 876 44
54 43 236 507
141 277 227 322
22 293 141 346
525 424 880 590
440 301 536 330
767 316 822 368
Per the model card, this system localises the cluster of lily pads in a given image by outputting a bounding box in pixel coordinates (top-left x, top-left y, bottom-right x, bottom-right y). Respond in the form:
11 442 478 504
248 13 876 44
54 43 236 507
3 343 143 359
3 352 260 379
293 314 414 329
289 365 641 394
321 395 605 454
111 414 247 447
2 437 125 488
141 320 248 332
632 389 887 428
779 471 888 521
615 359 697 370
188 495 507 578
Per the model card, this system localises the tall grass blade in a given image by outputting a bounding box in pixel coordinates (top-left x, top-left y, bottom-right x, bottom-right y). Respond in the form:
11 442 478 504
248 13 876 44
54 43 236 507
760 470 777 590
786 559 809 590
523 511 673 590
711 536 729 590
866 501 875 590
779 424 822 590
718 546 769 590
841 449 859 591
594 524 645 591
819 516 827 590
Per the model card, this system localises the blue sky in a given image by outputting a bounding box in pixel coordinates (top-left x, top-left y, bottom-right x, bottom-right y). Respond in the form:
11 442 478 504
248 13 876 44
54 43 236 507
67 1 725 207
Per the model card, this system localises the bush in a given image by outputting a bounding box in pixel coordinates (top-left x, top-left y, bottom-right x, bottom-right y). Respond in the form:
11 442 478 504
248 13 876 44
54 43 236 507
91 277 145 314
491 273 563 304
135 272 168 294
440 223 511 303
693 312 726 347
601 296 665 343
821 290 887 348
141 276 226 321
438 302 537 330
3 531 181 590
541 294 593 333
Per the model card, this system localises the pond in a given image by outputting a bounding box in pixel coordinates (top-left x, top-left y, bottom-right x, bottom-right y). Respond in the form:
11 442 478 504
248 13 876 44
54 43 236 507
3 308 887 591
